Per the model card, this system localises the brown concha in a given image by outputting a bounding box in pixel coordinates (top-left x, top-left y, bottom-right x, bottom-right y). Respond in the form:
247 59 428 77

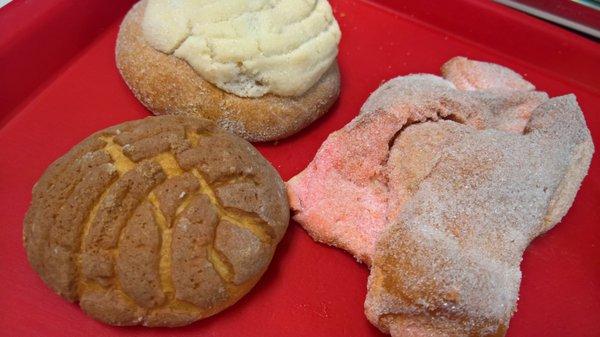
23 115 289 327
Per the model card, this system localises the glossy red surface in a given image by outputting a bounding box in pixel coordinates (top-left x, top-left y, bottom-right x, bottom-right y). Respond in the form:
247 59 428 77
502 0 600 31
0 1 598 336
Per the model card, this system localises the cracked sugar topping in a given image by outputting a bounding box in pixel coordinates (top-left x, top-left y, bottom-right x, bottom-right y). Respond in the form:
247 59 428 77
142 0 341 97
23 115 290 327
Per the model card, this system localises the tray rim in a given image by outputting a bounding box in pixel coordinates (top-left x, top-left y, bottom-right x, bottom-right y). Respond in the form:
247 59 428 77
366 0 600 94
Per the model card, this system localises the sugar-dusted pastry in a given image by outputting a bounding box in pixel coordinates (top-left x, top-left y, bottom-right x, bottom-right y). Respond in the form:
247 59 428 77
286 57 593 336
23 115 289 327
366 96 593 336
287 59 548 264
441 56 535 91
116 0 341 142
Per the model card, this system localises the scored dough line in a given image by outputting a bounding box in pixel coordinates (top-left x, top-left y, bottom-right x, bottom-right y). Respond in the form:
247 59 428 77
207 245 234 283
102 136 152 307
190 169 272 243
76 137 136 297
146 192 201 313
149 151 207 312
153 152 184 177
185 129 200 147
100 136 135 174
104 132 269 299
188 168 264 284
148 192 175 299
150 152 192 308
75 137 141 307
76 174 118 297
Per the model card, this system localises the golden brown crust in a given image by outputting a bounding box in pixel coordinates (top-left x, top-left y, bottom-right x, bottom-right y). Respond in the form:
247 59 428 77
115 1 341 142
23 115 289 326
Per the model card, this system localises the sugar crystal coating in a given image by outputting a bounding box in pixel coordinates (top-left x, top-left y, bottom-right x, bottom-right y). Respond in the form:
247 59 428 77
287 57 594 336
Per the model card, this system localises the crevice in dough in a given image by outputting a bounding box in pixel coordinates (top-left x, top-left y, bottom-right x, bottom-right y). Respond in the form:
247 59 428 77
191 169 272 244
221 207 274 244
76 174 119 297
211 174 259 188
153 152 185 177
207 244 235 283
148 192 175 299
100 136 136 174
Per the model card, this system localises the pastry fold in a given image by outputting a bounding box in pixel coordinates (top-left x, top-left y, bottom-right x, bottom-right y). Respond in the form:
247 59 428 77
287 57 594 336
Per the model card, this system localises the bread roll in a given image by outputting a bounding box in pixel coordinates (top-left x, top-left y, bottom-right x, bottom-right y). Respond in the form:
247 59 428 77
116 0 341 142
23 115 290 326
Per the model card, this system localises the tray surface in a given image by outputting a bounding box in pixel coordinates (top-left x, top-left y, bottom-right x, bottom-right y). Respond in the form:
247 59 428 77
0 1 599 336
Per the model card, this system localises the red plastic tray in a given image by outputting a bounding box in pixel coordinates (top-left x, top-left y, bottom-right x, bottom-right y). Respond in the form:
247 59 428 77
1 1 599 336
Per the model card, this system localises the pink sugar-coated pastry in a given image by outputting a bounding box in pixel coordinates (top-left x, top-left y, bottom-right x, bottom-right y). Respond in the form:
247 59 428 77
287 58 546 264
367 95 593 337
441 56 535 91
287 57 594 337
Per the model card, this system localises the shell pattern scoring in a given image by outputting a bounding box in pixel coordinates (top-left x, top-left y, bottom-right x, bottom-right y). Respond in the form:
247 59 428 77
23 116 289 326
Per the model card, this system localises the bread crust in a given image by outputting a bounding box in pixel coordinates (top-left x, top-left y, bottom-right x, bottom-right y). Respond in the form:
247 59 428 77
23 115 290 326
115 1 341 142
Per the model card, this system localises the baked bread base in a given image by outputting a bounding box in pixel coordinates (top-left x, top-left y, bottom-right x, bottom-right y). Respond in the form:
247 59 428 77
116 0 341 142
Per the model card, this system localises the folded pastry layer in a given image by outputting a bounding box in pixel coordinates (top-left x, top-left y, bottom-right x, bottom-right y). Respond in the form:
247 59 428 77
366 96 593 336
286 57 593 336
287 58 547 264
